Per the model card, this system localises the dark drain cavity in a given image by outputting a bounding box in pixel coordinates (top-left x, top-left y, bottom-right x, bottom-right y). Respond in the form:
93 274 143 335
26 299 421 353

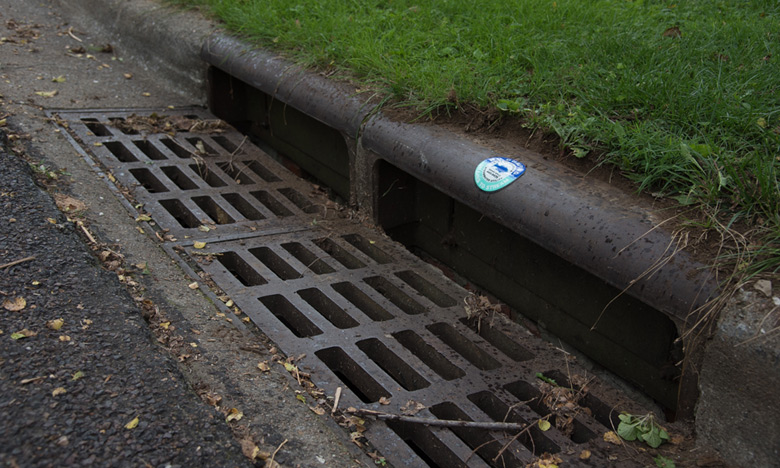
356 338 429 391
217 251 267 287
392 330 465 381
364 276 426 315
315 347 390 403
331 282 394 322
259 295 322 338
426 322 501 371
297 288 358 329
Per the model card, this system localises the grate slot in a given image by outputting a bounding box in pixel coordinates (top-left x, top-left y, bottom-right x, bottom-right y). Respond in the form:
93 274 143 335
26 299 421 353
429 402 523 468
277 187 321 214
192 196 235 225
129 168 168 193
392 330 465 381
297 288 359 329
161 138 193 158
459 318 534 362
250 191 293 217
259 295 322 338
189 163 227 187
161 166 198 190
211 135 246 156
186 137 219 156
82 119 112 136
341 233 393 264
427 323 501 371
108 117 138 134
250 247 302 280
159 199 200 228
104 141 138 162
540 370 617 428
356 338 429 391
385 421 467 468
315 347 390 403
217 161 256 185
503 380 546 416
221 193 265 221
467 391 559 455
216 251 267 286
313 238 366 270
244 160 282 182
331 282 394 322
281 242 335 274
364 276 426 315
133 140 168 160
395 270 457 307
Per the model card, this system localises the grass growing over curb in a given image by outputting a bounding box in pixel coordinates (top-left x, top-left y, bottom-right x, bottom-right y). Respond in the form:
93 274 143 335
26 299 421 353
176 0 780 276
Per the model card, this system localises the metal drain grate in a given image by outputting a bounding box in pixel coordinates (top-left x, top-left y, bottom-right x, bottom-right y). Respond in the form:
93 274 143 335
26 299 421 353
54 108 651 467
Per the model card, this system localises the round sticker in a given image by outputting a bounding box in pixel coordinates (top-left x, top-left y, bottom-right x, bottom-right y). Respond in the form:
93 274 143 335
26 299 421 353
474 157 526 192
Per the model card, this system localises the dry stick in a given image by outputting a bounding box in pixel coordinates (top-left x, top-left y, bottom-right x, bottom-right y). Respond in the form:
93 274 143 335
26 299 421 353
0 256 35 270
332 387 343 414
77 221 97 244
269 438 287 466
346 408 526 432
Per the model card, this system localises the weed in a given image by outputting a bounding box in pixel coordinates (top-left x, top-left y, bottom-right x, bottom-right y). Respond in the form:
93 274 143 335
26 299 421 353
617 412 669 448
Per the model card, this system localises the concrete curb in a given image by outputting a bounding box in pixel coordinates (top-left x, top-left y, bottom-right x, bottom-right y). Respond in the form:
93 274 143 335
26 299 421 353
200 34 717 325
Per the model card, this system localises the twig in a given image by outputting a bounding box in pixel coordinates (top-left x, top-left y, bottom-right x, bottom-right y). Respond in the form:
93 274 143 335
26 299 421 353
269 439 287 466
77 221 97 244
66 26 82 42
346 408 526 431
0 256 35 270
332 387 342 414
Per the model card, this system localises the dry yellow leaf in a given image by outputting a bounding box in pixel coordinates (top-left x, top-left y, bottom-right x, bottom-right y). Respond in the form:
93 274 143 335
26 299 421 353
71 371 84 381
124 416 139 430
283 362 297 373
3 297 27 311
309 406 326 415
603 431 622 445
34 90 58 98
52 387 67 397
59 335 71 342
225 408 243 422
135 214 152 222
142 92 151 97
538 419 551 431
188 282 199 290
225 299 234 307
123 73 133 79
160 322 171 330
193 241 207 249
52 75 66 83
46 318 64 330
579 449 591 460
257 361 270 372
11 329 37 340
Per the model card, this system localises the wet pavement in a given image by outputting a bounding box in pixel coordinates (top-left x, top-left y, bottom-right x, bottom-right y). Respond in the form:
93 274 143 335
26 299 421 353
0 1 360 466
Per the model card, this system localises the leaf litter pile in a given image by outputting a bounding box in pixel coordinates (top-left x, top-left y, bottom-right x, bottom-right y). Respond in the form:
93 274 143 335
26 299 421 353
110 113 229 136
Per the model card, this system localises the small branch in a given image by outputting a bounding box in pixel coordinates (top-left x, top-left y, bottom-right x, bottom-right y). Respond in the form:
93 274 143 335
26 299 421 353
269 438 287 466
0 256 35 270
77 221 97 244
67 26 82 42
346 408 526 432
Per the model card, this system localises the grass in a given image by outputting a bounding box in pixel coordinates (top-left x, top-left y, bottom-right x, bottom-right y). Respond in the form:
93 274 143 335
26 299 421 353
175 0 780 276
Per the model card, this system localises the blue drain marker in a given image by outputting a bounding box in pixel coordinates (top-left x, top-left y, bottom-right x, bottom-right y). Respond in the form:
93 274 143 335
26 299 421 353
474 157 526 192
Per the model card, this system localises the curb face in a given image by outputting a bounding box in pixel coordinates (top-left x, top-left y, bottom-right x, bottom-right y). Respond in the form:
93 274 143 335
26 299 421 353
201 33 718 325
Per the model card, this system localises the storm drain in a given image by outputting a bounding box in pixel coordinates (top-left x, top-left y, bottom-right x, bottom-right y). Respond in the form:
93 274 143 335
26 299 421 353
53 108 652 467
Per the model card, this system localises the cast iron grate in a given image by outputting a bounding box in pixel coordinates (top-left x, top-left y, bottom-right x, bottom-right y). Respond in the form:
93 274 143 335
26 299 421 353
53 108 650 467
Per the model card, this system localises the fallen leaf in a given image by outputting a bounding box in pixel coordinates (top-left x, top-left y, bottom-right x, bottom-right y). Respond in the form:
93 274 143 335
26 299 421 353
123 73 133 79
20 376 45 384
193 241 207 249
296 393 306 403
225 299 234 307
283 362 297 373
59 335 71 342
71 370 84 381
188 282 199 290
3 297 27 311
189 342 198 348
198 225 211 232
241 438 263 460
662 26 682 38
579 449 591 460
257 361 270 372
135 214 152 222
11 329 37 340
124 416 139 429
52 75 66 83
52 387 67 397
225 407 243 422
401 400 425 416
46 318 64 330
603 431 622 445
378 396 391 405
754 279 772 297
142 92 151 97
538 419 551 431
203 392 222 407
34 90 58 98
160 322 171 330
309 406 326 415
